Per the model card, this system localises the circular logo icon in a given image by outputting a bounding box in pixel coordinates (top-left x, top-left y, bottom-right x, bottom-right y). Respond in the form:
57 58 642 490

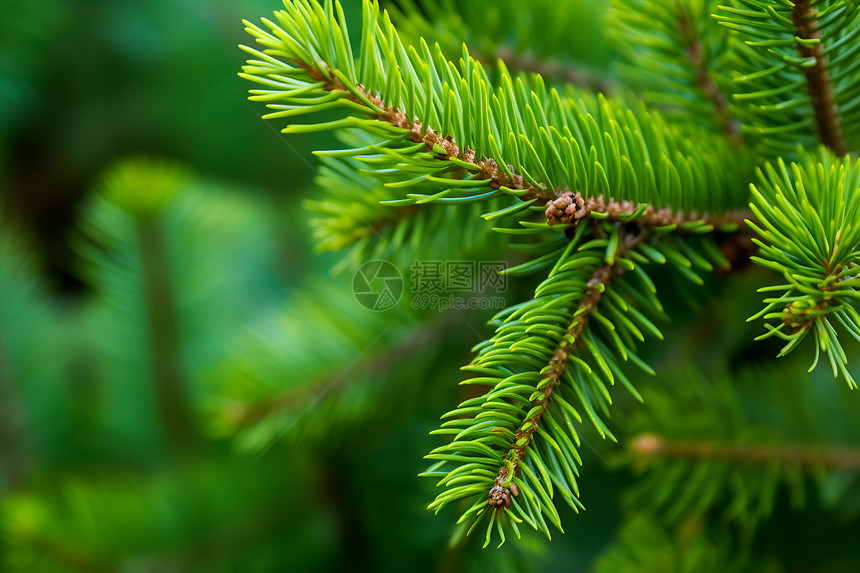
352 260 404 311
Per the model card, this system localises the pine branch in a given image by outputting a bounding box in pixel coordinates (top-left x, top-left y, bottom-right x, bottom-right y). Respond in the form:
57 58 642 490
714 0 860 156
791 0 848 157
206 274 478 450
75 159 274 456
632 433 860 470
677 5 741 144
747 148 860 386
384 0 614 92
422 221 678 545
97 162 201 453
307 144 503 273
488 262 616 510
241 0 752 232
618 364 860 529
224 314 449 430
237 0 776 547
302 60 647 225
593 516 781 573
294 57 554 203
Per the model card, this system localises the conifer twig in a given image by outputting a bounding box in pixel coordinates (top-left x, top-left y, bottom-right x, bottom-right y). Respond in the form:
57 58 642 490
298 61 750 231
543 191 749 229
226 313 454 428
632 433 860 470
297 60 554 202
492 47 617 94
488 257 621 509
676 8 741 145
791 0 848 157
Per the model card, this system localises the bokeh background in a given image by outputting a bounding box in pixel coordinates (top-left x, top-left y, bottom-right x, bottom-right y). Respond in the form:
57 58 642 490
2 1 859 572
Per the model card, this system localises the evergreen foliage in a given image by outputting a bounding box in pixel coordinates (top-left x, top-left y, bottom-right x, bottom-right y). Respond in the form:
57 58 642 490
237 0 860 548
3 0 860 570
748 149 860 386
608 0 740 139
72 159 277 455
305 132 506 273
385 0 614 91
3 459 309 573
618 366 860 532
205 278 434 450
592 516 784 573
714 0 860 156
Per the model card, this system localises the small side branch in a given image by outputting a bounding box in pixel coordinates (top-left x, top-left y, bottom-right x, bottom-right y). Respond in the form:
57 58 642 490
226 315 450 428
488 262 616 508
493 47 617 94
792 0 848 157
632 433 860 470
677 8 741 145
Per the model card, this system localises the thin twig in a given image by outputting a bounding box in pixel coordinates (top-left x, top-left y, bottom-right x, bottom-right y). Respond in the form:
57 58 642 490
792 0 848 157
676 7 742 145
492 47 617 94
488 260 618 508
296 60 751 230
632 433 860 470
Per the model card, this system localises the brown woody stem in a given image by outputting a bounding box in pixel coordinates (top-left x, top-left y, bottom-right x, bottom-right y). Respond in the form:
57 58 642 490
488 262 616 508
297 60 751 230
677 8 741 145
492 48 617 94
544 191 749 229
792 0 848 157
632 433 860 470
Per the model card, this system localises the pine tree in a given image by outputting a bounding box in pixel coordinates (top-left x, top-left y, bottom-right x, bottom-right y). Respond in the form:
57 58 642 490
236 0 860 557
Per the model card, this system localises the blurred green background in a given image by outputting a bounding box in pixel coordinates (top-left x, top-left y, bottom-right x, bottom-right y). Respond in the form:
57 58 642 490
1 0 326 287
